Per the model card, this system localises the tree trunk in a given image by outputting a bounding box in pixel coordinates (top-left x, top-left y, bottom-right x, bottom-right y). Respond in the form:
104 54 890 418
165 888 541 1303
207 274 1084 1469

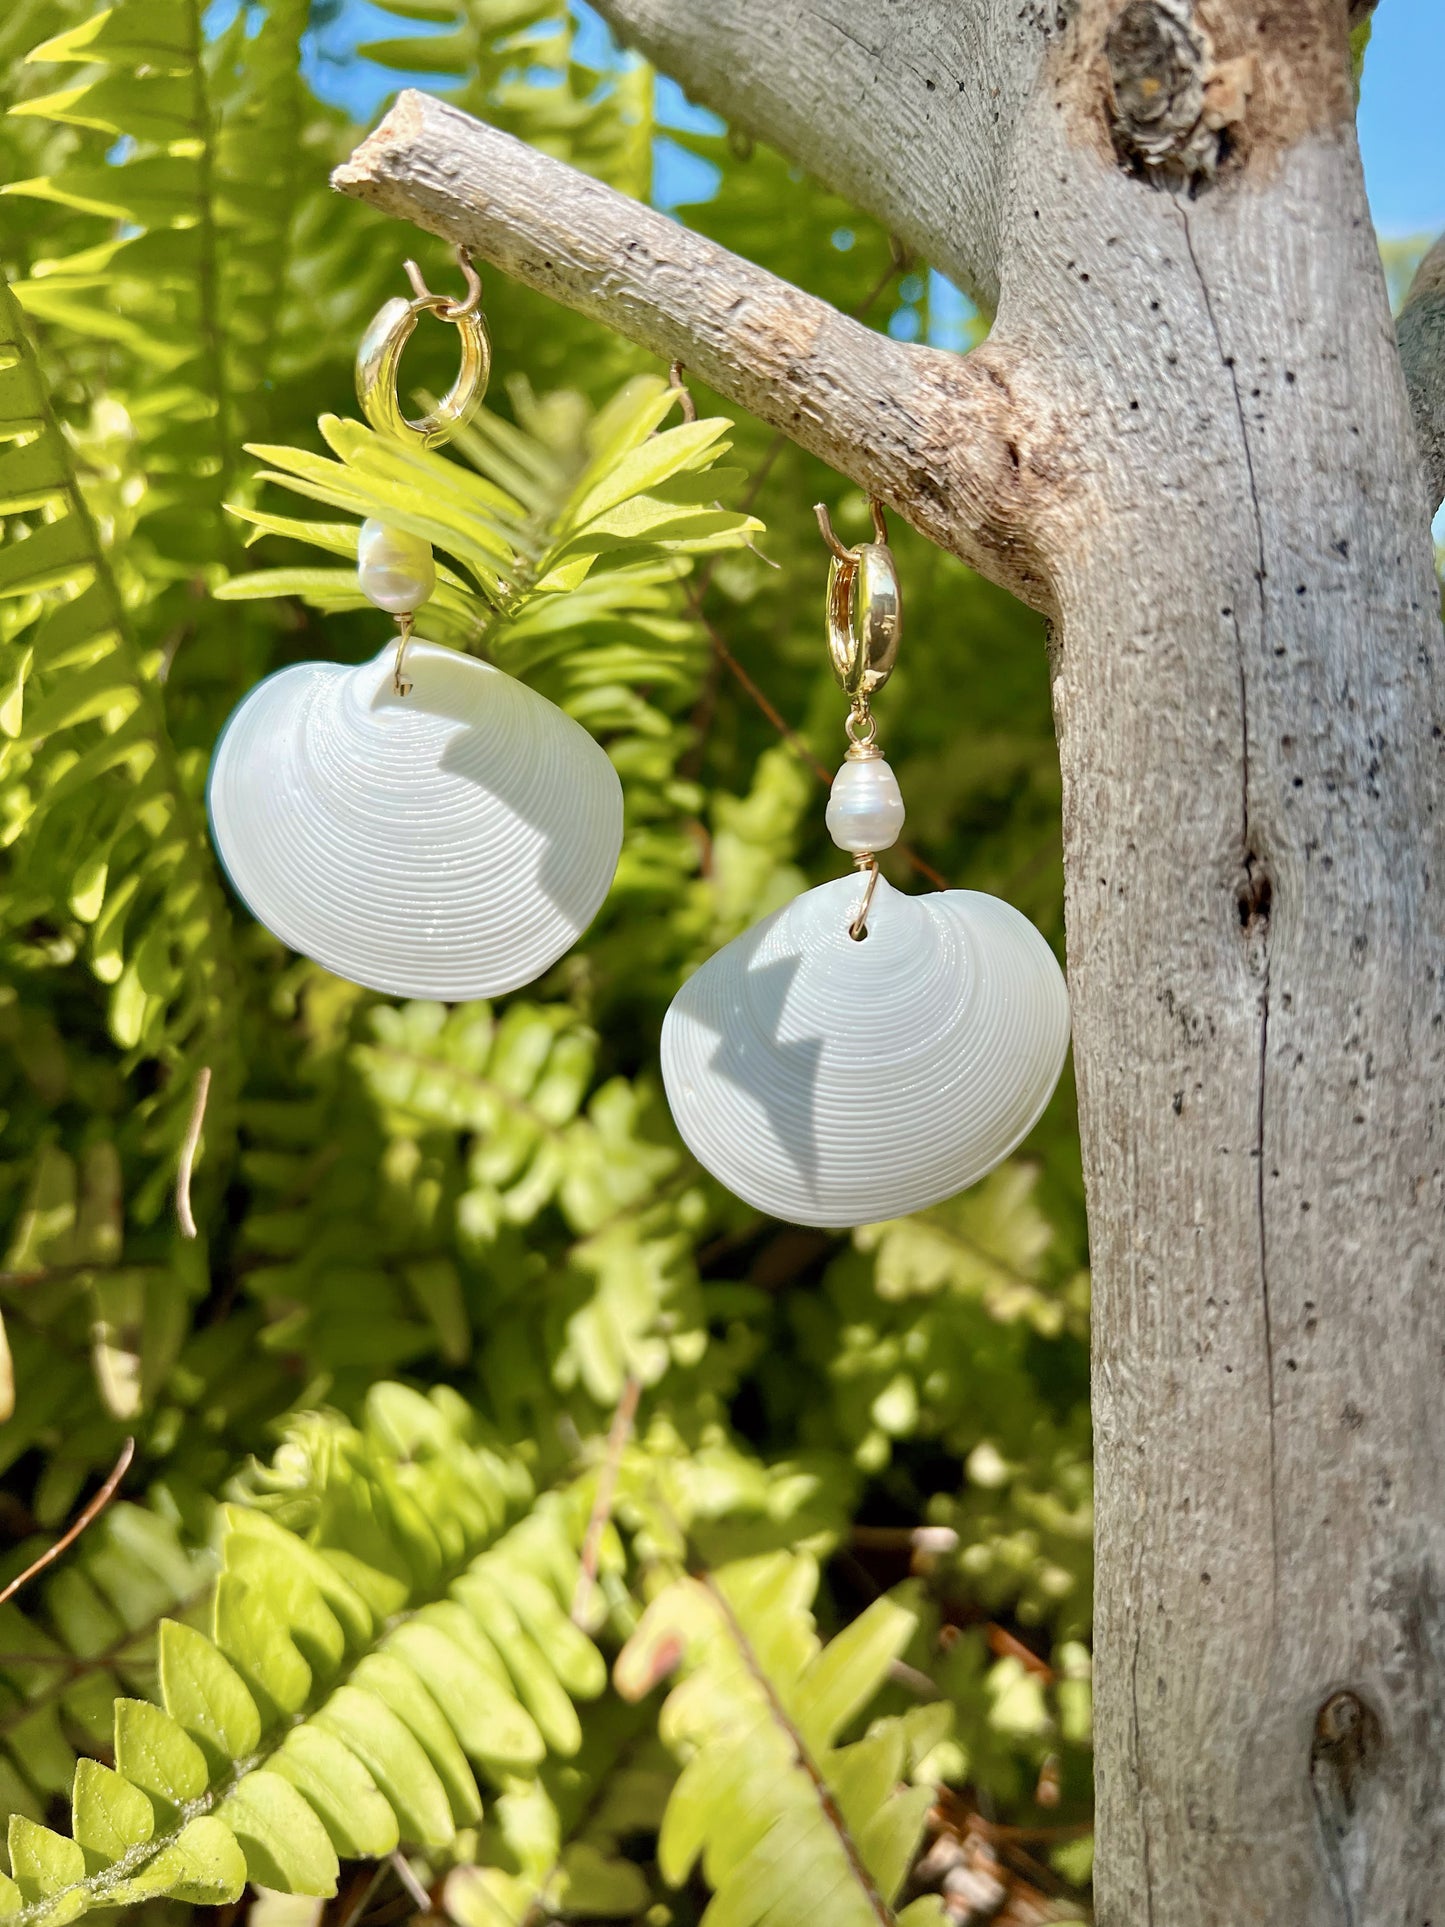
1030 85 1445 1927
336 2 1445 1915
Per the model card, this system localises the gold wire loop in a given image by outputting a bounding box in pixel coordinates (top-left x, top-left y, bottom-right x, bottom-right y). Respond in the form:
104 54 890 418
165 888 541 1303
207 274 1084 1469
845 700 878 750
401 245 483 320
817 499 902 700
813 498 889 559
356 258 490 450
392 611 416 697
667 361 698 423
814 501 854 563
849 855 880 940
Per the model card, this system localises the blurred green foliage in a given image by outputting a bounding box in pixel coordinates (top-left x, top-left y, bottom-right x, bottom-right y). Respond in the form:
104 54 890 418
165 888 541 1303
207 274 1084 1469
0 2 1090 1921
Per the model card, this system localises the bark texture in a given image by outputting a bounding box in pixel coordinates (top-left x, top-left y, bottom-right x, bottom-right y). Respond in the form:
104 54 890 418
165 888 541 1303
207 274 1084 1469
333 96 1056 611
1399 233 1445 514
338 2 1445 1917
571 0 1040 312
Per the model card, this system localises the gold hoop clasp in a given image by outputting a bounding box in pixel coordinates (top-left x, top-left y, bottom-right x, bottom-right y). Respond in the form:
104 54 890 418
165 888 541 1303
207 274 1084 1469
816 502 902 704
356 248 490 449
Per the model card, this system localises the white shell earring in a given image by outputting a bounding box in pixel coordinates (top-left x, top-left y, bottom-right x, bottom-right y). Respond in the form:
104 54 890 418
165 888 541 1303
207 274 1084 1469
208 250 623 999
661 504 1069 1229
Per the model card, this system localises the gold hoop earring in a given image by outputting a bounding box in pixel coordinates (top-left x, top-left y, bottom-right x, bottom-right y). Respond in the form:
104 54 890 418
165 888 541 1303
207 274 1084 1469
354 247 491 449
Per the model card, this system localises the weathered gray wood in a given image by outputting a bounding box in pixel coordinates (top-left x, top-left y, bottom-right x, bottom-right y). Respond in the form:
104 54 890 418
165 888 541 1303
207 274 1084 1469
333 94 1056 613
1024 96 1445 1927
336 3 1445 1917
589 0 1042 312
1399 234 1445 513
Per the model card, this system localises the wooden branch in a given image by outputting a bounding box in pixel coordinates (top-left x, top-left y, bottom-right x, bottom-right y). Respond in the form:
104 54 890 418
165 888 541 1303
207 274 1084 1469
1398 233 1445 515
589 0 1033 312
332 93 1060 614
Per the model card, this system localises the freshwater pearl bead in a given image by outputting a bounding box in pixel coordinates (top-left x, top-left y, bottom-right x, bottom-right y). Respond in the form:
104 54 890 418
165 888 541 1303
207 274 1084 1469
826 755 906 853
357 518 435 614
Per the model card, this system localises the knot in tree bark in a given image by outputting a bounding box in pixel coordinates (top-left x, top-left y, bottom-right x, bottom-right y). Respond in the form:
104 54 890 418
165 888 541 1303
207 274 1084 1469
1104 0 1235 185
1310 1690 1382 1816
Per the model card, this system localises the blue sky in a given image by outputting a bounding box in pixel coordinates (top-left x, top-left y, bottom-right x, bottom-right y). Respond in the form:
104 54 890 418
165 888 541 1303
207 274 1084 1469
1356 0 1445 236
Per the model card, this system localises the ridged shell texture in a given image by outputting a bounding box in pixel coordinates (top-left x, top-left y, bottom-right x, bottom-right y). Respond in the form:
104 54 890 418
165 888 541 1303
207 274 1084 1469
207 641 623 999
661 874 1069 1228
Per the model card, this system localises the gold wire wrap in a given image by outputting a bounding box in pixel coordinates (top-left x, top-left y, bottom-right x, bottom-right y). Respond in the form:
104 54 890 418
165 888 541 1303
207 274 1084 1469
849 855 880 940
392 611 416 697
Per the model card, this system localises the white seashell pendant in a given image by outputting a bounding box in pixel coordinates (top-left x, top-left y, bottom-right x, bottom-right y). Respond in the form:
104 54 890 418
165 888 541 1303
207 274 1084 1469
208 640 623 1000
660 873 1069 1228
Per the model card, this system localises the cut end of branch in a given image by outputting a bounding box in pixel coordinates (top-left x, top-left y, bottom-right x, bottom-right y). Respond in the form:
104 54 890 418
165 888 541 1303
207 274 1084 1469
330 89 432 195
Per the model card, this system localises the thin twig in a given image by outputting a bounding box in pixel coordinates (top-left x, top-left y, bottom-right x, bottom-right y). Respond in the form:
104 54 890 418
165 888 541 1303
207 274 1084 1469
388 1854 433 1914
176 1065 212 1240
668 360 698 422
686 589 833 784
852 1523 960 1554
571 1373 642 1625
333 1864 389 1927
888 1657 944 1700
985 1621 1055 1682
0 1437 134 1608
0 1262 113 1290
984 1819 1094 1845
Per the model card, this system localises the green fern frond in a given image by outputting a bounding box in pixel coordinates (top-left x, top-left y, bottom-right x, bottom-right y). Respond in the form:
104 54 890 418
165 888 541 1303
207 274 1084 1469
359 996 707 1409
789 1165 1093 1633
235 988 706 1422
443 1696 665 1926
9 0 311 525
0 277 235 1197
617 1551 948 1927
0 1383 608 1924
225 374 756 640
0 1502 208 1828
